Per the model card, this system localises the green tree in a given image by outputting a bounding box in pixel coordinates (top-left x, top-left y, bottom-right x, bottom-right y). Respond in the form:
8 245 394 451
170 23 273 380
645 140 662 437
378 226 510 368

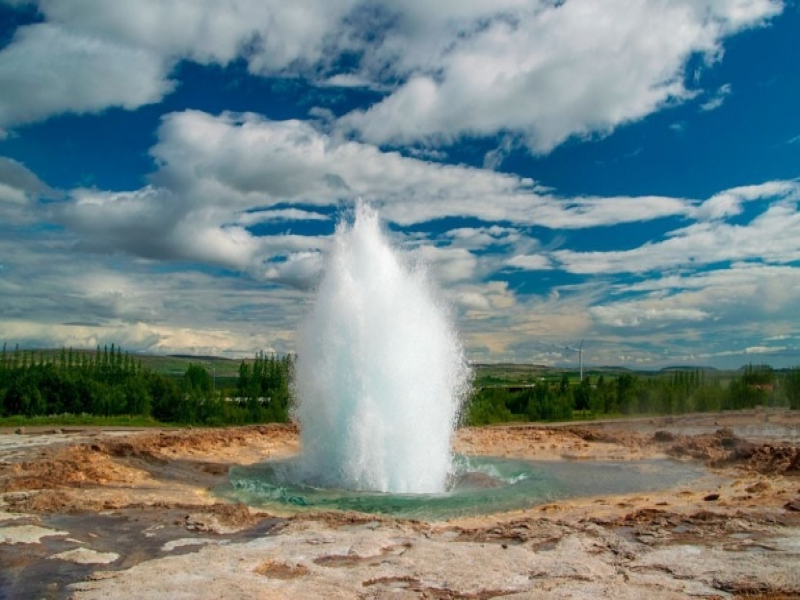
183 364 213 394
574 376 592 414
784 366 800 410
615 374 635 414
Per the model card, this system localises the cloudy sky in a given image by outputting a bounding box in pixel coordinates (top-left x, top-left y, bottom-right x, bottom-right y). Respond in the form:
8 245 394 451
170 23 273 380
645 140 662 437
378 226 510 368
1 0 798 369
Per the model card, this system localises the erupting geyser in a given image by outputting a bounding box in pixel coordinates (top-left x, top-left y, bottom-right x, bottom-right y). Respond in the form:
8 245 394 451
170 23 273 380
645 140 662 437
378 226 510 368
291 202 471 494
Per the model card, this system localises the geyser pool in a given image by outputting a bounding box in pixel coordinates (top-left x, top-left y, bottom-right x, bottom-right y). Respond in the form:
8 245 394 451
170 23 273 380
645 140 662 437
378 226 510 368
290 201 470 494
222 456 710 521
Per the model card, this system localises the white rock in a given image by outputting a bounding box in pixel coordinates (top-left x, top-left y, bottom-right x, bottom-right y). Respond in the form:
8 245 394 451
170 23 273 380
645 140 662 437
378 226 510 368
51 548 120 564
0 524 68 545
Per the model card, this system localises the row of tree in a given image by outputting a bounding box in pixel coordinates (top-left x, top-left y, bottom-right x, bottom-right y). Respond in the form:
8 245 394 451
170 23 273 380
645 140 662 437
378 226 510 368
3 343 799 427
465 365 800 425
0 344 294 426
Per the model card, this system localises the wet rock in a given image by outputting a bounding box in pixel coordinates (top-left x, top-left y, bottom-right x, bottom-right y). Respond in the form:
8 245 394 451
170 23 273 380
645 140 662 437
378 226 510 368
453 471 504 489
653 431 675 442
784 498 800 512
703 493 720 502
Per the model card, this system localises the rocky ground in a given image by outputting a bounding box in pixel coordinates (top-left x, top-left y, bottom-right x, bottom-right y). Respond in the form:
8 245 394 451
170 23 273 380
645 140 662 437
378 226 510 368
1 409 799 599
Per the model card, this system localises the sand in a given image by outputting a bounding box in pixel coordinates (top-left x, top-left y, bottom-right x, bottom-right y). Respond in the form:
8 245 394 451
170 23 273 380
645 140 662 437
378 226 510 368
1 410 799 599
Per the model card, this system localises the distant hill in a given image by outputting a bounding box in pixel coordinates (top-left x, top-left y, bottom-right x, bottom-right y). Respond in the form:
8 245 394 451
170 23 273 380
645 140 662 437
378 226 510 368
658 365 719 373
11 348 244 379
168 354 239 362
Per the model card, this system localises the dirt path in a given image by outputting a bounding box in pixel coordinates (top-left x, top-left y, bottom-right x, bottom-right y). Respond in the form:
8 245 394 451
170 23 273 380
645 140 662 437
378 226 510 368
1 412 799 598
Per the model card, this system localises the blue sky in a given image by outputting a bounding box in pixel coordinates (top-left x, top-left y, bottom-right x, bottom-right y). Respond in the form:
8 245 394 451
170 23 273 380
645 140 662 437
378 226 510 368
0 0 798 369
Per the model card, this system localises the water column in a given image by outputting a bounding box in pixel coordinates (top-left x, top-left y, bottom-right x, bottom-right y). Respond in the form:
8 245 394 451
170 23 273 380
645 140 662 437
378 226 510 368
292 202 471 493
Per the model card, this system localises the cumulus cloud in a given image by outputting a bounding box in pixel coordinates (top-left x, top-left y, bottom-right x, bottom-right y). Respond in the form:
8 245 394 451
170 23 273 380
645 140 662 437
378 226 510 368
148 110 695 230
409 245 479 283
505 254 553 271
0 157 58 224
0 0 360 131
57 185 326 278
262 252 325 290
36 0 359 71
339 0 782 152
693 180 798 221
553 181 800 274
0 0 783 151
52 110 800 298
0 24 173 132
444 226 523 250
1 2 795 367
49 109 698 287
587 262 800 365
0 234 308 356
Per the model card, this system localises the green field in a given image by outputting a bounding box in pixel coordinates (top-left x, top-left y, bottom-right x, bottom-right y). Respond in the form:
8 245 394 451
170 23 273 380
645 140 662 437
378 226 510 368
0 414 164 428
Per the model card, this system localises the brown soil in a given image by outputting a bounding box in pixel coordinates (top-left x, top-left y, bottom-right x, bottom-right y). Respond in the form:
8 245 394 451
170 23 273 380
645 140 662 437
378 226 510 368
0 424 299 514
2 411 799 599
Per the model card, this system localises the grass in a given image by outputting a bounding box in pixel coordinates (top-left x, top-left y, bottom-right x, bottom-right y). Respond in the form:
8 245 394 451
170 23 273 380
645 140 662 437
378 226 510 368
0 414 167 428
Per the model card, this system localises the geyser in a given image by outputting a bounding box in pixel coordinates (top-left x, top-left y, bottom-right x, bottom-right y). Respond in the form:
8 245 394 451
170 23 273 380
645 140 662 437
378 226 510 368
291 202 470 494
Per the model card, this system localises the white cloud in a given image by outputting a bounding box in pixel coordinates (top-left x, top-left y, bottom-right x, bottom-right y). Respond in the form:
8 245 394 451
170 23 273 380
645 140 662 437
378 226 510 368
0 234 309 356
57 185 327 278
0 0 784 151
0 0 360 131
0 157 58 224
0 24 173 131
590 304 710 328
693 180 798 221
0 2 794 368
409 245 478 283
30 0 361 70
505 254 553 271
534 195 693 229
262 252 325 290
584 262 800 368
744 345 786 354
554 181 800 274
50 109 695 284
700 83 733 111
444 226 522 250
339 0 782 152
148 110 694 229
54 111 800 297
670 121 688 134
45 111 708 296
235 209 331 227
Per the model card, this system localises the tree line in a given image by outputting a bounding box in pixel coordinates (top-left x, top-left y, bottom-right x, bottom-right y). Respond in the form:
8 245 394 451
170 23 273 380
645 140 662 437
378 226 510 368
3 343 798 427
0 344 293 426
465 364 800 425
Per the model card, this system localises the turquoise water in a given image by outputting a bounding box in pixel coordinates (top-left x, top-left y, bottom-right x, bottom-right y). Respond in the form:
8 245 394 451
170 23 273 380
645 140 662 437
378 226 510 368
221 455 709 521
